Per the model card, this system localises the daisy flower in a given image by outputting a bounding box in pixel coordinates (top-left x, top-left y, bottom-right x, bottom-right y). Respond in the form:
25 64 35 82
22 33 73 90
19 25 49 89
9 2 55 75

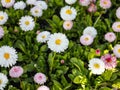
0 26 4 39
0 11 8 25
63 20 73 30
26 0 36 5
30 6 43 17
47 33 69 53
101 54 117 69
0 46 18 67
88 3 97 13
112 22 120 32
9 66 24 78
116 7 120 19
60 6 77 21
104 32 116 42
83 26 97 38
79 0 90 6
99 0 111 9
35 1 48 10
13 1 26 10
37 85 50 90
34 73 47 85
0 73 8 90
80 34 94 46
65 0 77 5
113 44 120 58
88 58 105 75
1 0 15 8
36 31 50 43
19 16 35 31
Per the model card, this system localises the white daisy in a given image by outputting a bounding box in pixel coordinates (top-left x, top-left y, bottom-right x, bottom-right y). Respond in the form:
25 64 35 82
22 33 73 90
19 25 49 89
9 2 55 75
1 0 15 8
83 26 97 38
60 6 77 21
0 11 8 25
13 1 26 10
0 46 18 67
0 73 8 90
116 7 120 19
47 33 69 53
26 0 36 5
80 34 94 46
36 31 50 43
65 0 77 5
35 1 48 10
88 58 105 75
112 22 120 32
113 44 120 58
19 16 35 31
30 6 43 17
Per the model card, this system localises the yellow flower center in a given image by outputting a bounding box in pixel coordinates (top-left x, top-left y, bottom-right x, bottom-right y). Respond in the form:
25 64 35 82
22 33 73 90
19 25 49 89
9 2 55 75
35 10 39 13
117 24 120 28
66 23 70 26
94 63 100 69
118 48 120 53
84 37 89 41
66 9 72 15
5 0 11 3
42 35 46 39
55 39 61 45
0 16 4 21
103 1 107 4
4 53 10 60
0 79 2 85
25 21 30 25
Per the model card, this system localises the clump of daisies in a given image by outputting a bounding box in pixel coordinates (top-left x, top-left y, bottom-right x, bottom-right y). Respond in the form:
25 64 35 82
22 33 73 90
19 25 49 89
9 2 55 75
9 66 24 78
0 46 18 67
13 1 26 10
1 0 15 8
47 33 69 53
99 0 111 9
80 26 97 46
19 16 35 31
88 58 105 75
0 26 4 39
34 72 47 85
60 6 77 21
0 11 8 25
36 31 50 43
0 73 8 90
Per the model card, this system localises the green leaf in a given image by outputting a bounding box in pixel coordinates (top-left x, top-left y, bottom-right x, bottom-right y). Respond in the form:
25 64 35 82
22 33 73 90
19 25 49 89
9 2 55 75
102 70 113 81
73 75 87 84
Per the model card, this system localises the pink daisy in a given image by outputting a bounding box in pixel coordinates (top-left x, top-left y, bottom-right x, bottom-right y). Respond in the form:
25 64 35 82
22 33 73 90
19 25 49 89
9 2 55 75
80 34 93 46
116 7 120 19
37 85 50 90
104 32 116 42
9 66 23 78
34 73 47 84
88 3 97 13
101 54 117 69
63 20 73 30
100 0 111 9
0 26 4 39
112 22 120 32
79 0 90 6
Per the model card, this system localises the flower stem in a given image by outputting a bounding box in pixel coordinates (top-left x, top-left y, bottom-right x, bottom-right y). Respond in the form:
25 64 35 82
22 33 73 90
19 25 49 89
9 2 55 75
93 14 102 27
50 52 56 72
